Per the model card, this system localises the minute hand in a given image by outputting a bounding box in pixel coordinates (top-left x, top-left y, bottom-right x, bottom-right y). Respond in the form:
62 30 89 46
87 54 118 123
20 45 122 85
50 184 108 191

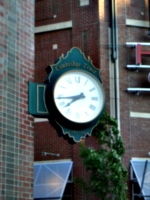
56 92 85 100
63 92 85 107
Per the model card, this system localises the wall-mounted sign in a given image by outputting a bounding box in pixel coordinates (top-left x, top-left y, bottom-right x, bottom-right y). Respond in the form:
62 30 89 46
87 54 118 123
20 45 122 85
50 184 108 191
126 42 150 68
28 47 106 143
126 42 150 94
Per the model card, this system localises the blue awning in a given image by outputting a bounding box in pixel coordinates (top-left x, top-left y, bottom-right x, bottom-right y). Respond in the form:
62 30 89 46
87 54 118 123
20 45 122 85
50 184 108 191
34 160 73 199
131 158 150 200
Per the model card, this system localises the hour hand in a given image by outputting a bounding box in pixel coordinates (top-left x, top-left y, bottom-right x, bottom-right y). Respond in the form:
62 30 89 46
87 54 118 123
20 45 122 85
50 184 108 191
64 92 85 107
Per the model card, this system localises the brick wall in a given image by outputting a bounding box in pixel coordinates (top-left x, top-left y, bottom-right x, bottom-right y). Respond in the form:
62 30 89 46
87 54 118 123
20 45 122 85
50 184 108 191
35 0 150 200
117 0 150 156
35 0 72 26
117 1 150 199
0 1 34 199
35 29 72 82
35 1 100 200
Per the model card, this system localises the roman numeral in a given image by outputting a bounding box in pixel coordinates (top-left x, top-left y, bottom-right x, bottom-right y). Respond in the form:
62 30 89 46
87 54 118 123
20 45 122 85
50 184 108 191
91 97 98 101
66 78 72 84
59 101 65 107
85 111 89 116
84 79 88 85
75 112 80 118
75 76 80 83
89 104 96 111
66 109 71 116
59 86 65 89
89 87 95 92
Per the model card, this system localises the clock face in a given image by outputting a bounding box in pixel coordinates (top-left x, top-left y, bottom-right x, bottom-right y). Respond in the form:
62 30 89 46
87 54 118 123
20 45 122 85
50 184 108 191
53 70 105 124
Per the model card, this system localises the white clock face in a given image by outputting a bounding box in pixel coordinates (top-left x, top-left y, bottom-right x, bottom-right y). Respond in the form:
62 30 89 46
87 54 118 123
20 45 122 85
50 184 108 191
53 70 105 123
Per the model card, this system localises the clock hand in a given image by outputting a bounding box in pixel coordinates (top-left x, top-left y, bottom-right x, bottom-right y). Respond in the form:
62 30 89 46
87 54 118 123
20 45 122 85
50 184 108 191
64 92 85 107
56 92 85 100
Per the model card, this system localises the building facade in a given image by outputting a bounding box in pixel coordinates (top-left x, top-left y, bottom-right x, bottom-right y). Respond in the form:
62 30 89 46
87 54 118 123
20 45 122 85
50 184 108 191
34 0 150 200
0 1 35 199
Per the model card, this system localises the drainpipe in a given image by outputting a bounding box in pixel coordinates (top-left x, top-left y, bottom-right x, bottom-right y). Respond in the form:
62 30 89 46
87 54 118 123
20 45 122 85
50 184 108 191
148 0 150 35
110 0 118 120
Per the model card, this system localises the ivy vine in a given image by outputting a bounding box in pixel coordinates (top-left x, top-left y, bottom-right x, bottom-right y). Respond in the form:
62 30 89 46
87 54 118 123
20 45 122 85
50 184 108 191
75 112 128 200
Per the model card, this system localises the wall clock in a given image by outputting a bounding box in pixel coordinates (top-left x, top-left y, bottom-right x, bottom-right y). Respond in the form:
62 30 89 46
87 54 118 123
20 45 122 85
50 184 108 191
45 47 106 143
53 70 104 125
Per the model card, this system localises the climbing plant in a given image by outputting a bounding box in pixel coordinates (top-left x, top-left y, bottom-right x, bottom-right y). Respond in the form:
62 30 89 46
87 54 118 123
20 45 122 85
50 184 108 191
75 112 128 200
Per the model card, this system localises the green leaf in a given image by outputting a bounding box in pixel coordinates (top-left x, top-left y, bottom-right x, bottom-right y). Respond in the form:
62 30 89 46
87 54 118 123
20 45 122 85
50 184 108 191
74 112 128 200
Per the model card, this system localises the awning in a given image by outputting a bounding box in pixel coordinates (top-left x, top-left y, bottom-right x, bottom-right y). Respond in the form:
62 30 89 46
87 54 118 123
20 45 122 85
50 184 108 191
34 160 73 199
130 158 150 199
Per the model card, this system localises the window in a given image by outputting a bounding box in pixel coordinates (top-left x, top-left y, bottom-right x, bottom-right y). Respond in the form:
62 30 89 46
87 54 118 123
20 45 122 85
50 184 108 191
81 30 89 57
80 0 89 7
